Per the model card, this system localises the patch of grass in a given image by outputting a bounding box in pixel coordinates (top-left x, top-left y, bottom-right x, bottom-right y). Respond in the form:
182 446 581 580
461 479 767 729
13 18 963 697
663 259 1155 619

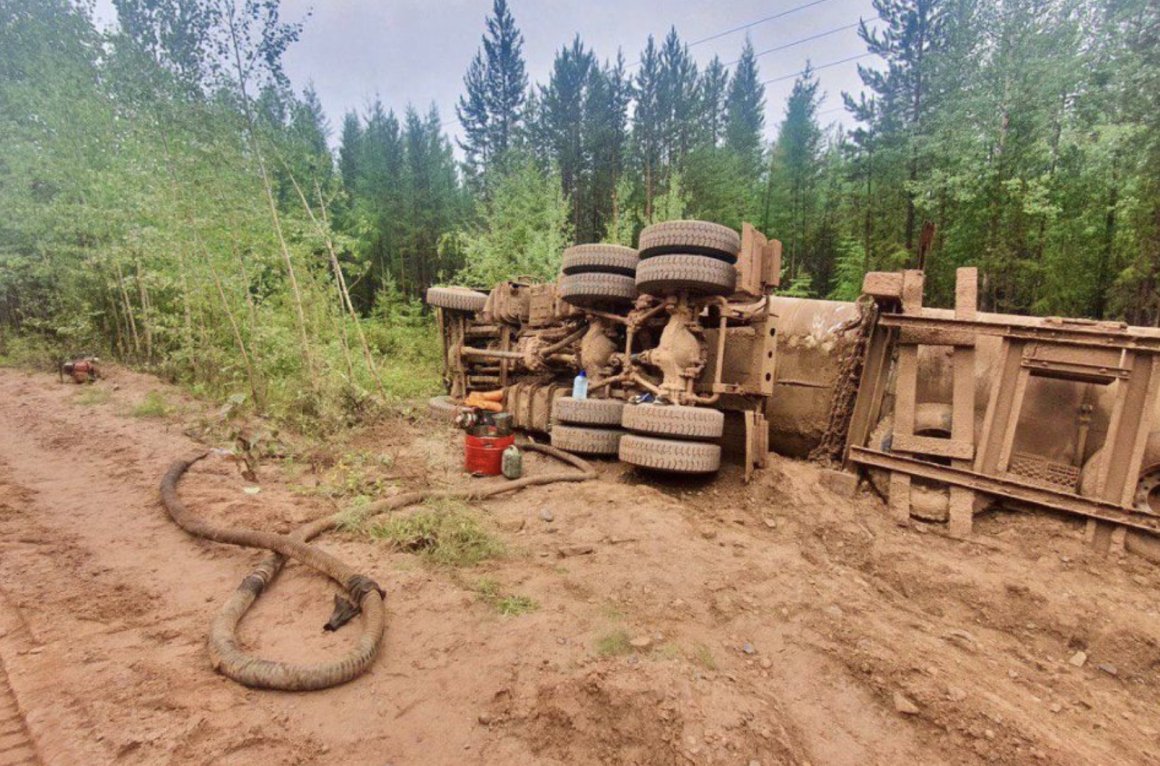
131 391 170 418
655 642 682 661
496 594 538 616
596 629 634 657
689 642 717 670
74 387 111 406
472 578 538 616
317 450 397 500
599 602 626 621
370 505 504 567
332 496 373 533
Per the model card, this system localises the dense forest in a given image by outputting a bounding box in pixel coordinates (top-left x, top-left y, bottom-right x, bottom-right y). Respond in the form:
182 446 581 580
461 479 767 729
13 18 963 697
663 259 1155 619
1 0 1158 424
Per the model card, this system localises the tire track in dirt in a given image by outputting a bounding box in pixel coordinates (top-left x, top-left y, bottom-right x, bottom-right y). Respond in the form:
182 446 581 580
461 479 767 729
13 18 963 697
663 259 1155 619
0 657 40 766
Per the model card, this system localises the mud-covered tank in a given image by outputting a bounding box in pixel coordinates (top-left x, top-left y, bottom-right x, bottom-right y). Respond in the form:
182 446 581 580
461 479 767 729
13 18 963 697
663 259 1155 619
914 310 1134 468
764 300 1158 468
765 297 861 457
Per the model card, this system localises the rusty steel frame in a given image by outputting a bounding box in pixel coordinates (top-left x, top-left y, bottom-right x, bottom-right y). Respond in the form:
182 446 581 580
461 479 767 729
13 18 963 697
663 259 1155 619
845 267 1160 542
850 446 1160 535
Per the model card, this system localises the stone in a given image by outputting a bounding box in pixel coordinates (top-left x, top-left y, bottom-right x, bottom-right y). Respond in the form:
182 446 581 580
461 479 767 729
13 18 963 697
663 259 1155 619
1097 663 1118 676
742 643 756 655
496 518 526 533
557 545 594 558
947 686 967 702
943 628 978 652
760 658 772 670
1068 651 1088 667
478 713 492 725
1049 703 1062 713
539 509 554 522
819 468 859 497
629 636 652 650
893 692 920 715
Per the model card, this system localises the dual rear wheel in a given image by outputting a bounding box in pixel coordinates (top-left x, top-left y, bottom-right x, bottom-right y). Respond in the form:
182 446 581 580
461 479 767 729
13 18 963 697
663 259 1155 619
550 398 724 473
619 404 723 473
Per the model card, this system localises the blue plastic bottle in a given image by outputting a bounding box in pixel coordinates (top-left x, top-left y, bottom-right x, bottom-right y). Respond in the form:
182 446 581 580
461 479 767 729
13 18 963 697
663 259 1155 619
572 370 588 400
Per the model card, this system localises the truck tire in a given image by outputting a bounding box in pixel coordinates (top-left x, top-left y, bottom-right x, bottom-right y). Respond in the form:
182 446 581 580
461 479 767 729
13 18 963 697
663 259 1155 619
619 434 721 473
553 397 625 426
550 424 623 455
635 254 736 297
638 220 741 263
561 244 639 276
622 404 724 440
428 395 459 420
1080 430 1160 514
865 403 954 521
426 286 488 312
560 273 636 309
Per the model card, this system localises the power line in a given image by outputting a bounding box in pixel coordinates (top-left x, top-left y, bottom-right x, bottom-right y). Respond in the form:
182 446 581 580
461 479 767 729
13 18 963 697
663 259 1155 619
723 21 861 67
688 0 836 47
761 52 875 85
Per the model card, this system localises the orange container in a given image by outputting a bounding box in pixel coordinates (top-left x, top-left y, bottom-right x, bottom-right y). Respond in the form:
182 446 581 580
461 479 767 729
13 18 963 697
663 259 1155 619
464 433 515 476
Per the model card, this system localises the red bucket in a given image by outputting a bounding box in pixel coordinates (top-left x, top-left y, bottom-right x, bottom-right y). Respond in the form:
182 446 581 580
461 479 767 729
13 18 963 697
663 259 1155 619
464 433 515 476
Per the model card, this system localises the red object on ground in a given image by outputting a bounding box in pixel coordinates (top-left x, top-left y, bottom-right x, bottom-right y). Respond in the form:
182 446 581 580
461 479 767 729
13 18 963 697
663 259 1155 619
464 433 515 476
71 360 94 383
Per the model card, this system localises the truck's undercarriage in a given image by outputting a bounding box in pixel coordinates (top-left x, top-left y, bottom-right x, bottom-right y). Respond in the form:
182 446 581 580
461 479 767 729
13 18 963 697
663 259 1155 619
427 219 1160 558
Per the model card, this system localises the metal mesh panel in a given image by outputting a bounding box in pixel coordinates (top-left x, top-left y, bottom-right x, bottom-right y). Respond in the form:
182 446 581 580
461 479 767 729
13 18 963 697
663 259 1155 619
1006 452 1081 490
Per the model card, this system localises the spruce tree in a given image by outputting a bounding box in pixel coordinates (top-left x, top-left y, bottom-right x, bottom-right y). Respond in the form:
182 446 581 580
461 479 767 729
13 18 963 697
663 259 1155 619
583 53 631 241
456 0 527 188
846 0 948 256
456 53 491 184
632 36 664 220
766 67 822 286
337 110 362 194
724 38 765 178
537 36 595 236
698 56 730 147
658 28 699 167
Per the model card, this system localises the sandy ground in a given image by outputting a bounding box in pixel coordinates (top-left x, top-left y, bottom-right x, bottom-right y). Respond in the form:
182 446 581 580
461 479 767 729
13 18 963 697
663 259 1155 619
0 366 1158 765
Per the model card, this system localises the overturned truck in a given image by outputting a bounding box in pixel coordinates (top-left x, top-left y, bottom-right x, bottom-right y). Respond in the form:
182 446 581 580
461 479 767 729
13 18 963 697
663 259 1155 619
426 220 1160 556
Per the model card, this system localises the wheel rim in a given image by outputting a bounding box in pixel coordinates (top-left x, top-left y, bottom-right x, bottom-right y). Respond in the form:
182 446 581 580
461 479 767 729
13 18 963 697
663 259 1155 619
1136 468 1160 514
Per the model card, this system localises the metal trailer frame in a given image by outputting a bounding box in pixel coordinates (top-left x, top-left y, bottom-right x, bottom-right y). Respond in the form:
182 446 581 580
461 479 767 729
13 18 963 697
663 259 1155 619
842 267 1160 549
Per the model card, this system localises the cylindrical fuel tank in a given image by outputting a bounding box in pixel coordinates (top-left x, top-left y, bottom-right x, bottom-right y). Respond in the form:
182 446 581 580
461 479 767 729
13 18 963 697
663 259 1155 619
914 310 1126 467
765 297 862 457
764 300 1158 465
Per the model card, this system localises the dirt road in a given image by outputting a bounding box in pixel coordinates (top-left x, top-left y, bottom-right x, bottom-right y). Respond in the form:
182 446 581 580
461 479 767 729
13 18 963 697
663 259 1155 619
0 367 1158 765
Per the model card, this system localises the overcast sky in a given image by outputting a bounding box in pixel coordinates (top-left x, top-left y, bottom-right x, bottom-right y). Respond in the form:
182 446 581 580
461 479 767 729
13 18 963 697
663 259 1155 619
97 0 882 149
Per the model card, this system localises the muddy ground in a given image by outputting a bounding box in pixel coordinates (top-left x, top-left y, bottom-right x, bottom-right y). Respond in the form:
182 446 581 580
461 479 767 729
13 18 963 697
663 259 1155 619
0 366 1158 766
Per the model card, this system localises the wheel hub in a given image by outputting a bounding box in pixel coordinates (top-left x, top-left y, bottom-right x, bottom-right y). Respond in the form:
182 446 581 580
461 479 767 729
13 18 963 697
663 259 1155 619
1136 468 1160 515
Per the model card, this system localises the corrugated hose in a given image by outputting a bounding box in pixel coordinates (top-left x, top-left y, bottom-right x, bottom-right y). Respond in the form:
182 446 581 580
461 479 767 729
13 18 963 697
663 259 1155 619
160 441 594 691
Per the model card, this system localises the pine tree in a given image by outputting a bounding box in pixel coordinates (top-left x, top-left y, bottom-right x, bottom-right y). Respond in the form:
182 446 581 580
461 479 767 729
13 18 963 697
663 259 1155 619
456 0 527 188
766 67 822 285
582 53 631 241
698 55 730 147
846 0 948 256
456 52 491 184
657 28 699 168
724 39 765 177
537 36 595 237
632 36 664 220
337 110 362 193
